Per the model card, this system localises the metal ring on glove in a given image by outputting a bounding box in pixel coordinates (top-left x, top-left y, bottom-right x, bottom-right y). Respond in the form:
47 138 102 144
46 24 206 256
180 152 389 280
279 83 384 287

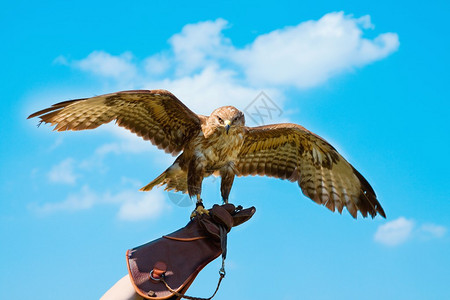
149 269 162 281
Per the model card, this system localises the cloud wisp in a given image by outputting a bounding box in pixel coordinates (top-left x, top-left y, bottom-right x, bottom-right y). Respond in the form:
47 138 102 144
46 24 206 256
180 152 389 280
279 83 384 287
418 223 447 239
374 217 415 246
30 185 168 221
374 217 447 246
48 158 78 185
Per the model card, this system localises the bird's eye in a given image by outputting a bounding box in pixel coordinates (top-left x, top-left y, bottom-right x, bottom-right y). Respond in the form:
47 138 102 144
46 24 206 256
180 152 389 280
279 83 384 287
216 116 223 123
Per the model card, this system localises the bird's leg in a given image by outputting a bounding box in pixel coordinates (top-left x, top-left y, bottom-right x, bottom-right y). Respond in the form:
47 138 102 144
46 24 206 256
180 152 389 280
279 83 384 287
220 166 235 204
188 158 209 218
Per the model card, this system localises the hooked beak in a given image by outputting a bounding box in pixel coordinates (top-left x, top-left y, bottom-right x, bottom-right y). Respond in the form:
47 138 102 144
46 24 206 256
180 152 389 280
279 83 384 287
224 120 231 134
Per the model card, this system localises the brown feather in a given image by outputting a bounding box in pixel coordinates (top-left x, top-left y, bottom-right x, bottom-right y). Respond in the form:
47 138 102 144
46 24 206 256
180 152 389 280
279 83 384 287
237 123 385 219
28 90 202 155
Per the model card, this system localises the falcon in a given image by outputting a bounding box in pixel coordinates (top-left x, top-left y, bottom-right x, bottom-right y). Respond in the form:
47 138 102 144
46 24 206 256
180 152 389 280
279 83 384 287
28 89 385 219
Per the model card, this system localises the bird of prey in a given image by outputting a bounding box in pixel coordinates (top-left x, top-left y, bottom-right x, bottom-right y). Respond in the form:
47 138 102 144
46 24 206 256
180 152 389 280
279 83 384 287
28 89 385 219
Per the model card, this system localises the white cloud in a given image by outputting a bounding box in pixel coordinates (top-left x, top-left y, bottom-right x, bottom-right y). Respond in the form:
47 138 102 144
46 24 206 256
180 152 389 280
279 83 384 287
32 185 96 213
374 217 414 246
234 12 399 88
48 158 78 184
66 123 172 176
148 66 283 117
374 217 447 246
96 123 156 154
30 185 167 221
117 190 165 221
357 15 375 30
72 51 137 80
50 12 399 144
58 12 399 96
169 18 231 75
144 53 171 75
92 123 174 167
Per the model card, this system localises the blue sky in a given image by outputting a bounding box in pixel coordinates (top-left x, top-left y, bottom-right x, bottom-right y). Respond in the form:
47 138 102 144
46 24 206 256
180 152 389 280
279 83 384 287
1 1 449 299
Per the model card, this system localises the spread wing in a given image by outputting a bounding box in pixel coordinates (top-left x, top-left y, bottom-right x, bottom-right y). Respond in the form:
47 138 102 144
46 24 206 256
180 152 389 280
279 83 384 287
237 123 385 219
28 90 202 155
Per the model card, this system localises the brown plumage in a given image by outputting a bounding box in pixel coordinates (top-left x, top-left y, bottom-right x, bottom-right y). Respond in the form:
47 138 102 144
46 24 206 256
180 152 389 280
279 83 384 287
28 89 385 219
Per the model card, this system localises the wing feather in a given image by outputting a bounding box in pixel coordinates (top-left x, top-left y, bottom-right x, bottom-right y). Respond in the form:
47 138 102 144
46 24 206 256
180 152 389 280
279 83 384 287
28 90 201 155
237 123 385 219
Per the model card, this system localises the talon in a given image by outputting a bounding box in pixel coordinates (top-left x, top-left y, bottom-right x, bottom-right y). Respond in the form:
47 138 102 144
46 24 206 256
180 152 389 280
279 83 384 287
196 205 210 216
190 200 209 219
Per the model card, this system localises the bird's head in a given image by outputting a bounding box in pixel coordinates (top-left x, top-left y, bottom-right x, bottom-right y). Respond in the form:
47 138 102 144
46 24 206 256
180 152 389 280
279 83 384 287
206 106 245 135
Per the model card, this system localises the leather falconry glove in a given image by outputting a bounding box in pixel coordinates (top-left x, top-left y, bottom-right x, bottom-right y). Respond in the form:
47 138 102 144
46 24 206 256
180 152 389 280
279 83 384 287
126 204 256 300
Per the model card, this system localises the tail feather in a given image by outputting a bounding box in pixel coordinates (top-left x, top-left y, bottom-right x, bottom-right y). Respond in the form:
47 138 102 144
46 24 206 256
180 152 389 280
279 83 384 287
140 172 167 191
140 166 188 193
